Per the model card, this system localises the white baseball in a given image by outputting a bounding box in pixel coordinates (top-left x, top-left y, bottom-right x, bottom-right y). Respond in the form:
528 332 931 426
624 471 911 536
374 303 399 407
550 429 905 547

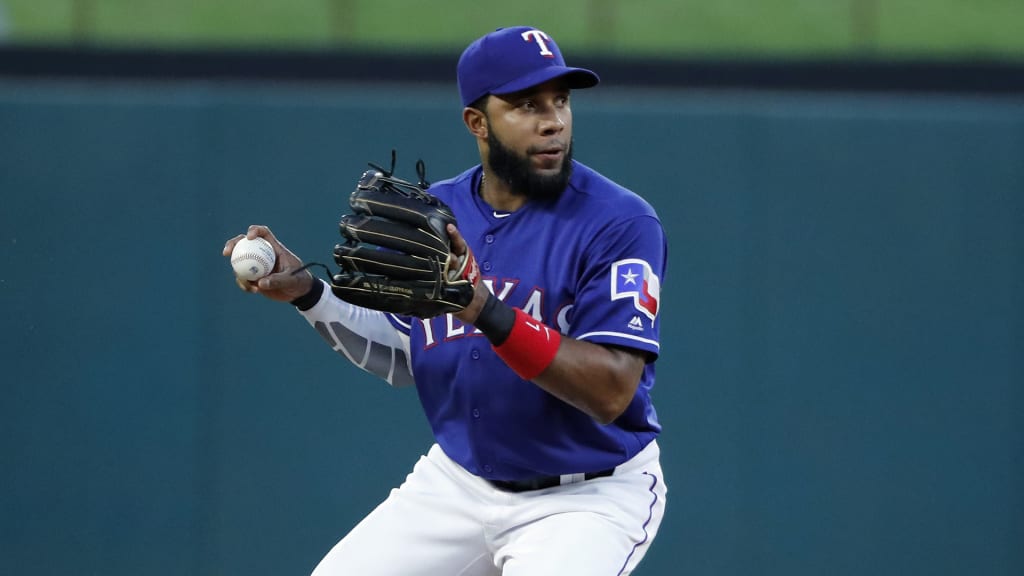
231 236 276 281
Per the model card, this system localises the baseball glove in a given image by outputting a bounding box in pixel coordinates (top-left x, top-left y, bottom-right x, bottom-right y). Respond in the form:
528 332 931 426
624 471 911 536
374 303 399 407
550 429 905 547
330 153 479 318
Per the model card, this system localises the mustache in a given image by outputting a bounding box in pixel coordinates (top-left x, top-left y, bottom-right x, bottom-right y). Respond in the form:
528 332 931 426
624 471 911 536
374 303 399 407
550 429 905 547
527 140 568 154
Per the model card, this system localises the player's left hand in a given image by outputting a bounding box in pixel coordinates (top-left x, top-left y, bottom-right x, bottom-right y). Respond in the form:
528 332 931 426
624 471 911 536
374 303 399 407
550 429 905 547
447 223 491 324
329 162 480 318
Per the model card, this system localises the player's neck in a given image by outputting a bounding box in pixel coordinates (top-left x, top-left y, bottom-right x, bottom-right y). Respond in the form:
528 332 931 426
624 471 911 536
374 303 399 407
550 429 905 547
479 171 527 213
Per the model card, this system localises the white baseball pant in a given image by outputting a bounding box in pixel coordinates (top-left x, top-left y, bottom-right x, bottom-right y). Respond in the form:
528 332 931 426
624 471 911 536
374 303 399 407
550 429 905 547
311 440 666 576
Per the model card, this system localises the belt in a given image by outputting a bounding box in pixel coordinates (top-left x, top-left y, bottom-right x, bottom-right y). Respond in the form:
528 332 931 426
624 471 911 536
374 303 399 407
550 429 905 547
487 468 615 493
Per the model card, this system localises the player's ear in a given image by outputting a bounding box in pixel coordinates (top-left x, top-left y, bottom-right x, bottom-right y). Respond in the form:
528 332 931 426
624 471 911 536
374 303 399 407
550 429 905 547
463 105 488 140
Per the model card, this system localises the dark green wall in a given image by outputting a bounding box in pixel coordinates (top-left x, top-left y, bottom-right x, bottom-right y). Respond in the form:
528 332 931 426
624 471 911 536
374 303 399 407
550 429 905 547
1 80 1021 576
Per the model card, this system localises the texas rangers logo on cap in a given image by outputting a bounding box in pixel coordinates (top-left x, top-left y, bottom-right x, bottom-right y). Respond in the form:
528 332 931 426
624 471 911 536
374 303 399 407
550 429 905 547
610 259 660 320
456 26 600 107
521 29 556 58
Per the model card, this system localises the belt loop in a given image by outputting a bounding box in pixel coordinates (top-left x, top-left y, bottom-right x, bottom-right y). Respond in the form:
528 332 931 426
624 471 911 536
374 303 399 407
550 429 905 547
560 473 586 485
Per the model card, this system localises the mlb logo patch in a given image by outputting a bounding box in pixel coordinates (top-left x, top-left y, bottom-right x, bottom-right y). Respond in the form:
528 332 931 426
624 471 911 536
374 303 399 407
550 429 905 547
610 259 660 320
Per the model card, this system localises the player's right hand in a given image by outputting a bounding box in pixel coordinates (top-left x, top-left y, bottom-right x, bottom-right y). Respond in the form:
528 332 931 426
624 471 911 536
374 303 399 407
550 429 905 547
223 224 314 303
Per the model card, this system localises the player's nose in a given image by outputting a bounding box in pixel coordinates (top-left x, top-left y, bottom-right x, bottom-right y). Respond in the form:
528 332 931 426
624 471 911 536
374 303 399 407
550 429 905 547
539 111 566 136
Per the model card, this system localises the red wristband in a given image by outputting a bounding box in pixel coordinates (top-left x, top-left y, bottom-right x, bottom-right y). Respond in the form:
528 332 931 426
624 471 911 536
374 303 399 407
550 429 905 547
493 309 562 380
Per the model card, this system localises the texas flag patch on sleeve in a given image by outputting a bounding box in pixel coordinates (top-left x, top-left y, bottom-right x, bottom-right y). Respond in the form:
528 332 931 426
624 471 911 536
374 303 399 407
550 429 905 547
610 259 661 320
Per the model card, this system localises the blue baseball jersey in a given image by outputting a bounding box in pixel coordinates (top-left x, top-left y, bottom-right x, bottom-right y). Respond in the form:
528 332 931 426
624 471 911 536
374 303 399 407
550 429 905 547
388 160 667 481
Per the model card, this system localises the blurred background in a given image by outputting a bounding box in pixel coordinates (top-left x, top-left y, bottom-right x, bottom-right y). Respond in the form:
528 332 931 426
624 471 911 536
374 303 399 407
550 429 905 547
1 2 1022 576
1 0 1024 58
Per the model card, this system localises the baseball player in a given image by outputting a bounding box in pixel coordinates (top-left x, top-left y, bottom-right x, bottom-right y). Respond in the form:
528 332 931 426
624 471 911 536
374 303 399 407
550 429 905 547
224 26 668 576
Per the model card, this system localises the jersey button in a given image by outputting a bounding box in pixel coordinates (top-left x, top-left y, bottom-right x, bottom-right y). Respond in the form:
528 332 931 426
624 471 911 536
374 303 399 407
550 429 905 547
472 408 480 418
483 464 493 473
471 349 480 360
482 261 492 272
485 234 495 244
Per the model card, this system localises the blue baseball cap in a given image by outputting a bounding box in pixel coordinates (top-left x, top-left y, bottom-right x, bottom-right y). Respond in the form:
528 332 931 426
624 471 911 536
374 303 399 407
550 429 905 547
457 26 600 107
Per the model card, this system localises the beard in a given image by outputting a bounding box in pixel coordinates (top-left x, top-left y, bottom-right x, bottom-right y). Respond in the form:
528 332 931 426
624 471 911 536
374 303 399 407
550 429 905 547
487 129 573 202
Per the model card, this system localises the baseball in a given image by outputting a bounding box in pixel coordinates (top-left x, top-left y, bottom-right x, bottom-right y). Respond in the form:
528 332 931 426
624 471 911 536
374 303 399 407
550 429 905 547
231 236 276 281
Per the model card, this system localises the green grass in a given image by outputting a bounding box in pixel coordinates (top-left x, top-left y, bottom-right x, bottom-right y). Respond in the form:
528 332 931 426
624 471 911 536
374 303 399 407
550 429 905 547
4 0 1024 60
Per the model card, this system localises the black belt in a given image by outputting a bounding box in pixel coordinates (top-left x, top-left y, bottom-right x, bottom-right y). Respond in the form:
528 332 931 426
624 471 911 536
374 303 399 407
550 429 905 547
488 468 615 492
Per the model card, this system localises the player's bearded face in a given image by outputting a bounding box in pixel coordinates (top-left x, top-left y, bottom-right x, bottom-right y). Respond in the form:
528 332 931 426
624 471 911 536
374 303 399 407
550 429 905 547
487 128 573 201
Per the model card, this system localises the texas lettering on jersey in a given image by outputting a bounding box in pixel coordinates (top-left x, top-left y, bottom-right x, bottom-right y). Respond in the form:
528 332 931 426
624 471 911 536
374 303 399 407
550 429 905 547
419 278 573 347
418 257 661 348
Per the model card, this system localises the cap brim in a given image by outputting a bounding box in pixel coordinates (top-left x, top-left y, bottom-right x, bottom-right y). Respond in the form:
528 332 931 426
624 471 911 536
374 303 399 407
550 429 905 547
491 66 600 97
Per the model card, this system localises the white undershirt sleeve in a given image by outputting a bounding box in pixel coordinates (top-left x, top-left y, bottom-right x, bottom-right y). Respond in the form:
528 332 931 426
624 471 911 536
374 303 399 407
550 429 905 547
297 280 414 387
